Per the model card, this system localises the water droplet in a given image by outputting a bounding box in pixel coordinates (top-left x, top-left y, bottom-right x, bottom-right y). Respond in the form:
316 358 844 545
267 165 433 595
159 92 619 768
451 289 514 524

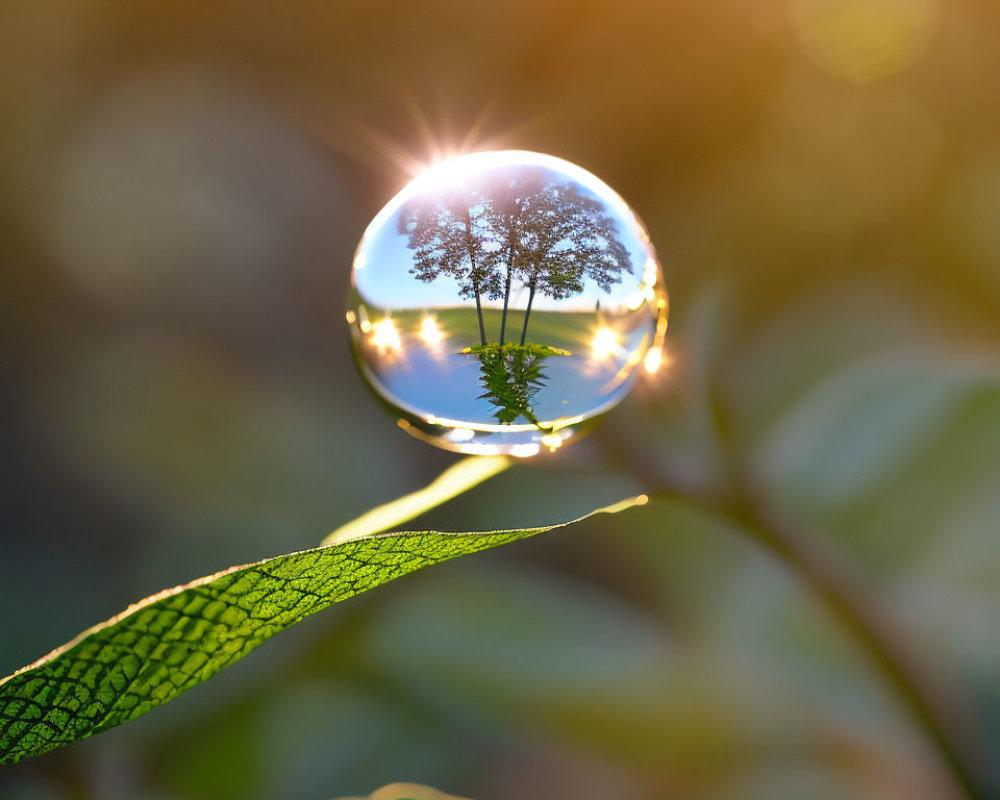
347 151 667 456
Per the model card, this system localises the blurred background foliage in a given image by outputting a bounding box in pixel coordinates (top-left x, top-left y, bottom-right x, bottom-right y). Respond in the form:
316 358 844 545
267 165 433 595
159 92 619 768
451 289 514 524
1 0 999 798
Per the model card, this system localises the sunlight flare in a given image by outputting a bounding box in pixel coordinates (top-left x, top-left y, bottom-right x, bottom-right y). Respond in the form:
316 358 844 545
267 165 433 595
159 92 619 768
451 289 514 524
643 346 664 374
371 318 402 352
591 327 620 360
419 315 445 345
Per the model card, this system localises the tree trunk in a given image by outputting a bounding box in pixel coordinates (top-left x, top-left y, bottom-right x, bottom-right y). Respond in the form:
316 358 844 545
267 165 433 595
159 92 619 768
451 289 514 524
462 208 486 346
473 285 486 346
499 253 513 345
519 281 536 345
499 205 522 345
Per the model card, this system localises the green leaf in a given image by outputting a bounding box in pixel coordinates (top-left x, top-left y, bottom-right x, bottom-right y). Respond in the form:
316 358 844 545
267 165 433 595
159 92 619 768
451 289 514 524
0 496 645 765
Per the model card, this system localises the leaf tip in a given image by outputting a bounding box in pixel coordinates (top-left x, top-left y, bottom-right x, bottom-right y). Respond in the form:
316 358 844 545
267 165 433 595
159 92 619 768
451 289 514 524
592 494 650 517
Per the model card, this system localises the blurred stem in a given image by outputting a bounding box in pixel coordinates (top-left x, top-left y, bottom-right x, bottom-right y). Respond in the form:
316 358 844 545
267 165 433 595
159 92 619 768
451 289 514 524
711 486 996 800
596 420 997 800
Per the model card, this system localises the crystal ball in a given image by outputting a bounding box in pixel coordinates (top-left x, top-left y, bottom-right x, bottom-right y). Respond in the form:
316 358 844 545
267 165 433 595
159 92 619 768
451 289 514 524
347 151 666 456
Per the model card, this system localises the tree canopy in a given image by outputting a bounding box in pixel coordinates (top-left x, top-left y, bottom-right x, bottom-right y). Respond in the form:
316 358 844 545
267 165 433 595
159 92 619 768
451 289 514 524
398 167 632 347
398 184 501 345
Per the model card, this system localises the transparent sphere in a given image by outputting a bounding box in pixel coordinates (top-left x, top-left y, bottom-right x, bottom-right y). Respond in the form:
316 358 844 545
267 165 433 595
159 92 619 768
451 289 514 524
347 151 667 456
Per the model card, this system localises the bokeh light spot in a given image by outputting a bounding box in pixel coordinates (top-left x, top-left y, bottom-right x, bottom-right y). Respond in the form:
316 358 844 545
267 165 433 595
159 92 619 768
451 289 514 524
792 0 938 82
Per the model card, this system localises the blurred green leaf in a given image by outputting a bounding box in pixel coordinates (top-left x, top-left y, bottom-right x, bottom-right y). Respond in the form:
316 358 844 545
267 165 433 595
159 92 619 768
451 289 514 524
0 496 645 765
759 355 998 513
